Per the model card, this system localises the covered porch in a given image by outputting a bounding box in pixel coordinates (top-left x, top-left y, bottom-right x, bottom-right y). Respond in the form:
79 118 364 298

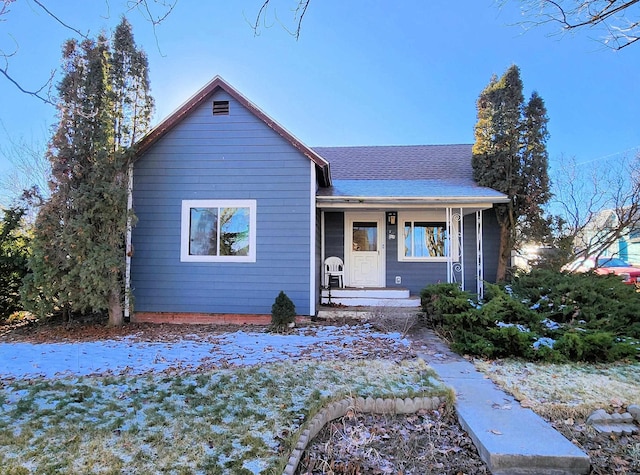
317 202 502 306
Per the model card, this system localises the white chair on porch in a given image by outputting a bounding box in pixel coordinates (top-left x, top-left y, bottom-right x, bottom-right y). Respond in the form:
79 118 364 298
324 256 345 288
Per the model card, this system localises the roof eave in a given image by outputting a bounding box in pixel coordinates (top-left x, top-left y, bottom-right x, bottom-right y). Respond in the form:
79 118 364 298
316 195 510 208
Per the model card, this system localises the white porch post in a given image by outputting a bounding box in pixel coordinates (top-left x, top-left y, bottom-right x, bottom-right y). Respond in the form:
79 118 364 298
446 208 452 284
458 207 464 290
320 210 326 286
446 207 464 289
476 210 484 298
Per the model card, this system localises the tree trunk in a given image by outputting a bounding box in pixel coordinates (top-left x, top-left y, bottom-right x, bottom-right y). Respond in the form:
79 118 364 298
496 223 511 282
108 287 124 326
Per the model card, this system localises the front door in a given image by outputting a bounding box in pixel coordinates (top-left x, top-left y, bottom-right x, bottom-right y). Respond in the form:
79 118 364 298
346 213 385 287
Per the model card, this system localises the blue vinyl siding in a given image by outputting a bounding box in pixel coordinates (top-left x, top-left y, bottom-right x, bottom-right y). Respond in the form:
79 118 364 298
324 212 345 261
132 90 313 315
481 208 500 283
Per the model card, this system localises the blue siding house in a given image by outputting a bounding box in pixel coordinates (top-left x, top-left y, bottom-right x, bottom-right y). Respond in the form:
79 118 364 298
128 77 508 323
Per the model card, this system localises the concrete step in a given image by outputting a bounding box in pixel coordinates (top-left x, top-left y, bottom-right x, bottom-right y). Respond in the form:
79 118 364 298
321 288 411 299
316 306 422 320
320 296 421 307
415 332 591 475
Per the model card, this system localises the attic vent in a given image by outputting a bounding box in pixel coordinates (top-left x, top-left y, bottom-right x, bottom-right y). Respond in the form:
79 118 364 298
213 100 230 116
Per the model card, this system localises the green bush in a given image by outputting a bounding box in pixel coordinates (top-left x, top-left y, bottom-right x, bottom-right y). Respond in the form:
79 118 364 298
271 291 296 330
487 325 535 359
512 269 640 336
450 329 495 358
420 283 474 324
421 269 640 363
0 207 30 321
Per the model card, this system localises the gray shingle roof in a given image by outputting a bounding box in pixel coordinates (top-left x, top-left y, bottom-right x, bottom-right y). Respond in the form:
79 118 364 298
312 144 474 180
313 145 508 203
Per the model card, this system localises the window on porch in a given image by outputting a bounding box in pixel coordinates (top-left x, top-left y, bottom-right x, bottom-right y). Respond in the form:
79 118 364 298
404 221 447 258
398 212 459 262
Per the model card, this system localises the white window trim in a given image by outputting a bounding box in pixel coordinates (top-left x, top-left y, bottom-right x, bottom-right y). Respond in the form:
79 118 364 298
397 211 458 263
180 199 257 263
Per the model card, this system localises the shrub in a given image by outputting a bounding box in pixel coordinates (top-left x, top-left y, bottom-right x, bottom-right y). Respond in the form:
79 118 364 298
0 206 30 321
421 270 640 363
420 283 474 324
487 325 535 359
511 269 640 335
450 330 495 358
271 291 296 330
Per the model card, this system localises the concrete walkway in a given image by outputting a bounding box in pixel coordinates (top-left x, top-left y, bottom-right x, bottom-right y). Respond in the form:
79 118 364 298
414 328 591 475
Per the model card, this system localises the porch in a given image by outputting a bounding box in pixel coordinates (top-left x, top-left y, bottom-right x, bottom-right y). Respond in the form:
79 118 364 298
318 207 498 307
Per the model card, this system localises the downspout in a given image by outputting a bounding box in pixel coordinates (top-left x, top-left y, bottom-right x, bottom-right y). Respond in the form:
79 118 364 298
124 161 134 320
309 162 317 317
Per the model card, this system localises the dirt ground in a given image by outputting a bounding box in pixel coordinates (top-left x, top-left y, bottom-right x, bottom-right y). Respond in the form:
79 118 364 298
1 318 637 474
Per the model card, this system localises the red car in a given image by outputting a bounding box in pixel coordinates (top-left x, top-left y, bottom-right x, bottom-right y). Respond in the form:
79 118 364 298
566 257 640 285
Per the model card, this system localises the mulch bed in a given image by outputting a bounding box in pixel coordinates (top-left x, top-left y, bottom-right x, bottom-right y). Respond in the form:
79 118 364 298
552 418 640 475
296 404 489 475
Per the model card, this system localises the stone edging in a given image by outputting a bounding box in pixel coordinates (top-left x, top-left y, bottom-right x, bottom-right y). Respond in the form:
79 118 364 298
283 395 445 475
586 404 640 435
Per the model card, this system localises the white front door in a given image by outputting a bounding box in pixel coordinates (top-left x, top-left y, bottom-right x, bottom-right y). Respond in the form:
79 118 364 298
346 213 385 287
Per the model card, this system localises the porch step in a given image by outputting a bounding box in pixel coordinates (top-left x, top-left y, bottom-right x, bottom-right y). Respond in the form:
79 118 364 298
320 288 421 308
323 288 411 299
317 305 423 321
321 296 421 307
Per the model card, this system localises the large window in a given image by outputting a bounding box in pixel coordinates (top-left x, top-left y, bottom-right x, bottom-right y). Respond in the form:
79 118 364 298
181 200 256 262
398 212 458 262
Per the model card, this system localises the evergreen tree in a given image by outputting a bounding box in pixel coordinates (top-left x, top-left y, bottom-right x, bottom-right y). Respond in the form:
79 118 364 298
110 17 154 149
519 91 551 243
23 19 153 326
472 65 550 281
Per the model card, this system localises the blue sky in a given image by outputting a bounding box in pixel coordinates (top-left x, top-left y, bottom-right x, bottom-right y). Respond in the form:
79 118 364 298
1 0 639 179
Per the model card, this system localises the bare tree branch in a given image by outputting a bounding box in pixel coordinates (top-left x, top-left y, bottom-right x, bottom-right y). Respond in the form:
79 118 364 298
511 0 640 50
552 153 640 265
0 126 51 222
0 0 176 104
252 0 311 39
0 64 55 105
32 0 89 39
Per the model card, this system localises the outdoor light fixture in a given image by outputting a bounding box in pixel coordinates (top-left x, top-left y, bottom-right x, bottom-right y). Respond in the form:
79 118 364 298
386 211 397 226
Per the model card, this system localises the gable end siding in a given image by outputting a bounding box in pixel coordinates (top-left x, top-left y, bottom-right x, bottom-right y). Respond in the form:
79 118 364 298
132 90 313 315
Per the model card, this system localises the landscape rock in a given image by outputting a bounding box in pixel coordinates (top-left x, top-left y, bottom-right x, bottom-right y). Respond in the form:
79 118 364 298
586 408 639 435
628 404 640 421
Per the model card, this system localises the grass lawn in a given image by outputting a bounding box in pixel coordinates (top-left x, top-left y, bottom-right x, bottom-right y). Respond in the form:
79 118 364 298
474 359 640 418
0 359 446 474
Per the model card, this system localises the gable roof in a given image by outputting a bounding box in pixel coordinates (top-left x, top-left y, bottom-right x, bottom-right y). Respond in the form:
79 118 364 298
134 76 331 186
313 145 509 206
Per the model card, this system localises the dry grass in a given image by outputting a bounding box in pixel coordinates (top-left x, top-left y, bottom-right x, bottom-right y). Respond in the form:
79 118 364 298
474 359 640 419
367 307 420 339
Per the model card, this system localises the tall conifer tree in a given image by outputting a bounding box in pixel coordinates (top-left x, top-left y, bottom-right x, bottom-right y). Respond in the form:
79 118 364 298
24 19 153 326
472 65 550 281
